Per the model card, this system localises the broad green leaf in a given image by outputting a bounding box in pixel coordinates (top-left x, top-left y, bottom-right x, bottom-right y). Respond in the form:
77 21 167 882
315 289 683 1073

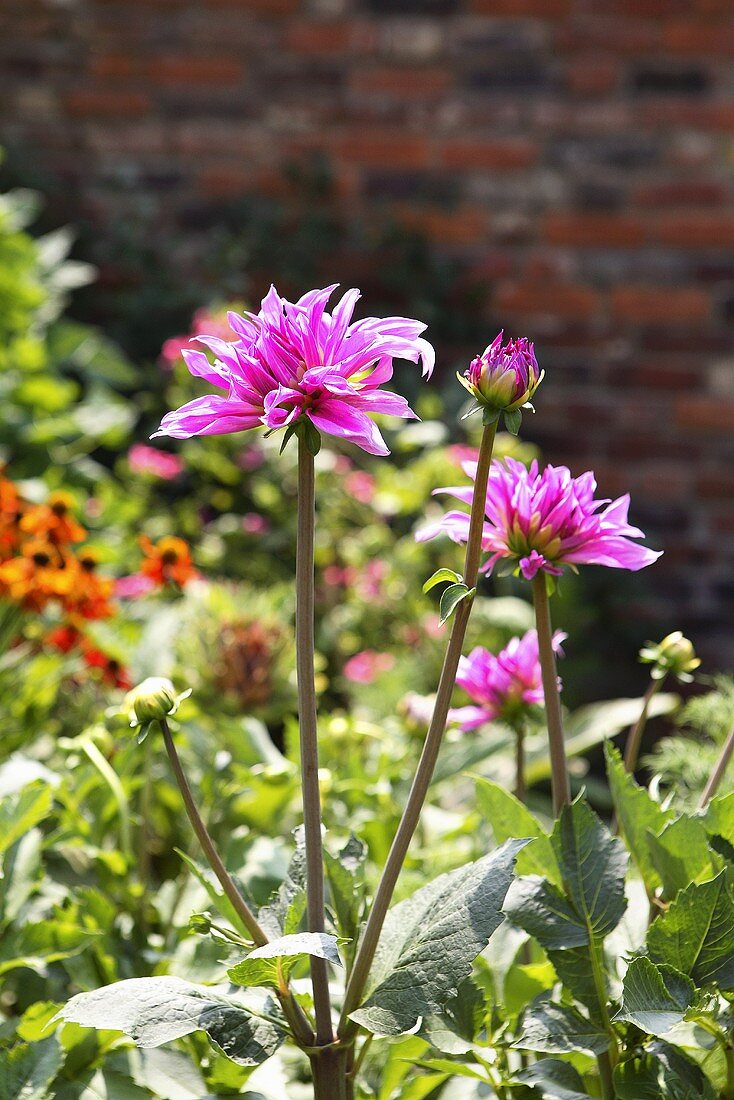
515 1057 589 1100
324 835 366 959
605 741 672 891
646 871 734 989
422 568 461 594
227 932 341 988
418 978 483 1055
351 839 527 1036
439 583 471 625
700 791 734 851
515 998 609 1056
551 798 627 939
614 958 695 1036
59 977 285 1066
546 947 600 1017
0 826 43 922
615 1041 717 1100
647 817 722 900
0 781 52 859
504 876 588 949
0 918 93 977
257 827 306 939
0 1036 62 1100
475 777 561 885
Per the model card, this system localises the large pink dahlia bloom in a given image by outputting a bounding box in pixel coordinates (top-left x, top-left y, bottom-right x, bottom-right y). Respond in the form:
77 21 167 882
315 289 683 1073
153 284 434 456
450 628 565 730
418 457 662 579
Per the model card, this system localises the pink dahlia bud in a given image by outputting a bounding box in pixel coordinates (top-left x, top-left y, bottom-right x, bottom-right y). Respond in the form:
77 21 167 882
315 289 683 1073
459 332 543 434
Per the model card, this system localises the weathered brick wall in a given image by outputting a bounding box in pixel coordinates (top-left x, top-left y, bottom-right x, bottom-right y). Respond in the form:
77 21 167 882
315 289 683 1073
1 0 734 662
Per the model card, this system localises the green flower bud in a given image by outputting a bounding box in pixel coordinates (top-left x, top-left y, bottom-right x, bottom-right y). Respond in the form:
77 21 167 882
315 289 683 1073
123 677 192 740
639 630 700 682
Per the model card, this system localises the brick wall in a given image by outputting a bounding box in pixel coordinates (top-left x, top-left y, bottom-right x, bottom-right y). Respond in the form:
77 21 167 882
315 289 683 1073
2 0 734 663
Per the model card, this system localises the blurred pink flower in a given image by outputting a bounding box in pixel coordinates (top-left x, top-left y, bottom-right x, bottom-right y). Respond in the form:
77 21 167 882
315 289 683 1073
242 513 269 535
418 457 662 580
153 284 434 456
115 573 155 599
128 444 183 480
324 565 356 588
238 445 265 471
356 560 387 599
449 629 565 731
343 649 395 684
345 470 376 505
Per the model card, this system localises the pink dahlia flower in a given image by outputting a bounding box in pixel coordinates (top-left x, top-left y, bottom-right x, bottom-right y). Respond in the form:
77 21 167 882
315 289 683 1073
460 332 542 416
343 649 396 684
418 457 662 580
450 628 565 730
128 444 183 481
153 285 434 456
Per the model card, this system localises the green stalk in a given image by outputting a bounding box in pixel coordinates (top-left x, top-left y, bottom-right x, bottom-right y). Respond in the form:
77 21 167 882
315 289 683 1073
699 723 734 808
338 421 497 1042
296 438 333 1048
624 677 661 773
514 722 526 803
81 736 132 861
531 573 570 816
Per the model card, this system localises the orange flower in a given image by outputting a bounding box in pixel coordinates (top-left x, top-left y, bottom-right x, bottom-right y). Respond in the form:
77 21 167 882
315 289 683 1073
62 549 115 620
46 623 85 653
81 641 132 689
0 474 24 560
21 491 86 547
140 535 197 588
0 541 73 612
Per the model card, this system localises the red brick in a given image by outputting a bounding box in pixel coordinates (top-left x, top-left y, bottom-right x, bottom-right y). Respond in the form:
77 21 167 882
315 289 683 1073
663 21 734 54
395 204 489 246
677 397 734 431
657 216 734 249
566 58 620 96
697 472 733 499
351 66 451 99
148 56 245 86
197 167 255 197
612 287 709 325
333 131 430 169
495 282 600 320
640 102 734 131
88 53 137 80
634 181 729 208
469 0 571 15
64 90 150 117
440 140 537 171
543 213 647 248
208 0 299 10
285 21 352 55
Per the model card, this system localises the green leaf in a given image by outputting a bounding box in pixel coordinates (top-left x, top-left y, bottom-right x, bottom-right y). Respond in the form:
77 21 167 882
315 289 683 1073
0 1036 62 1100
515 1057 589 1100
546 946 599 1015
551 798 627 939
516 997 609 1056
0 917 93 977
503 408 522 435
475 777 561 885
646 871 734 989
700 791 734 851
647 817 722 900
615 1041 717 1100
438 583 471 626
422 568 461 594
605 741 673 892
227 932 341 988
174 849 245 937
504 876 588 950
615 957 695 1035
0 781 52 859
350 839 528 1036
59 977 285 1066
258 827 307 939
324 835 366 960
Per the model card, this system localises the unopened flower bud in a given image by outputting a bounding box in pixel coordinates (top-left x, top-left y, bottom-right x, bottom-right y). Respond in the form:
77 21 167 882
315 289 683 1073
639 631 700 682
124 677 192 732
458 332 543 433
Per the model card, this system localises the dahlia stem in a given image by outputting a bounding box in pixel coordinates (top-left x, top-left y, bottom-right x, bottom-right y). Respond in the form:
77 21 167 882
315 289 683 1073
296 438 333 1047
338 421 497 1042
699 723 734 808
624 677 662 773
531 574 570 816
514 722 526 804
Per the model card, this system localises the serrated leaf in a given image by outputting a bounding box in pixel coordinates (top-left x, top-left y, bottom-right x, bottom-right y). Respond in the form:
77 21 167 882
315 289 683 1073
516 997 609 1056
615 1041 717 1100
422 568 462 594
647 817 722 900
351 839 527 1036
605 741 673 892
439 583 471 625
475 777 561 885
551 798 628 940
59 977 284 1066
615 957 695 1035
646 871 734 989
0 1036 62 1100
504 876 588 950
227 932 341 988
324 835 366 959
515 1057 589 1100
257 827 307 939
700 791 734 851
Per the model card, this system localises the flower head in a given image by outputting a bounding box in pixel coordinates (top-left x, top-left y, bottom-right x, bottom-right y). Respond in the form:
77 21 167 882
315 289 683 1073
450 628 565 731
640 630 700 682
20 492 86 547
124 676 191 727
459 333 542 432
140 536 197 589
418 457 662 580
153 284 434 456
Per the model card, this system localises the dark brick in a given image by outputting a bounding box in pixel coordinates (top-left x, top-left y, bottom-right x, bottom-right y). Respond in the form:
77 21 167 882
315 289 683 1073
631 65 710 95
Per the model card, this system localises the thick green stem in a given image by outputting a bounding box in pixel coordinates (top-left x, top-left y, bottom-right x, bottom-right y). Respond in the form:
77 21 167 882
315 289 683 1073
700 723 734 808
588 939 618 1099
296 439 333 1047
310 1047 348 1100
514 723 526 804
338 421 497 1042
531 574 570 816
160 718 314 1046
624 677 661 773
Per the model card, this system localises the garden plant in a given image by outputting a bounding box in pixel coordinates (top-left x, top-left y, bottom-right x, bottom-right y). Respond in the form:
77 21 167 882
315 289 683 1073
2 182 734 1100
